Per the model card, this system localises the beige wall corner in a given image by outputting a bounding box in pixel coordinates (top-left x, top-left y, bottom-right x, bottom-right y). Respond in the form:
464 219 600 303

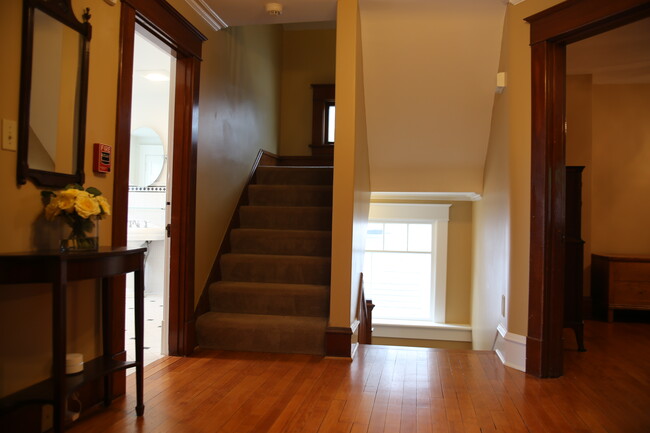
329 0 371 335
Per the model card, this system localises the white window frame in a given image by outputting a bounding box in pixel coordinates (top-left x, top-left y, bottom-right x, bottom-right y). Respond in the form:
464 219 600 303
367 203 450 323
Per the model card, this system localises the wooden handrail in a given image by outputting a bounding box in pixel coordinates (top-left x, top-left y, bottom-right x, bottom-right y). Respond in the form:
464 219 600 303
358 273 375 344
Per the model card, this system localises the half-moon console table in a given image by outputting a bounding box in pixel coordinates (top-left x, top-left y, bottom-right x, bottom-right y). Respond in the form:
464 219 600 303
0 247 146 432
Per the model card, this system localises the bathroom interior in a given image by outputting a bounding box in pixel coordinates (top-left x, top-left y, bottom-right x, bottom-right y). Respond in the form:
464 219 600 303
125 28 176 367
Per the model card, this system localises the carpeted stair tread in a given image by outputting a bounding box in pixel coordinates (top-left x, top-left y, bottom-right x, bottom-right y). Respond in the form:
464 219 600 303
196 163 334 356
209 281 329 317
248 185 332 206
195 312 327 355
239 206 332 230
230 228 331 256
221 253 331 285
255 166 333 185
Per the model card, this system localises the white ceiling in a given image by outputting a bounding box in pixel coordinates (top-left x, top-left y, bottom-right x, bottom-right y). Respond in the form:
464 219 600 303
202 0 337 27
567 17 650 84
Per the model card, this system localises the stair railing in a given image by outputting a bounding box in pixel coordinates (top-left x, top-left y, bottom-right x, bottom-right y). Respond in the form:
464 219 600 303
358 273 375 344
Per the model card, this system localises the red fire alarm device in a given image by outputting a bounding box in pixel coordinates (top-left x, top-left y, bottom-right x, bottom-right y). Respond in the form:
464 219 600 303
93 143 111 173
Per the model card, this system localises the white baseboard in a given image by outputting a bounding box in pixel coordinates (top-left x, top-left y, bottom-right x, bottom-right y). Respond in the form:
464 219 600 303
494 324 526 372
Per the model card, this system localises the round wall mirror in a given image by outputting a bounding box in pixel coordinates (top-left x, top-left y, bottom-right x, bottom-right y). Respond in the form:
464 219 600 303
129 127 165 187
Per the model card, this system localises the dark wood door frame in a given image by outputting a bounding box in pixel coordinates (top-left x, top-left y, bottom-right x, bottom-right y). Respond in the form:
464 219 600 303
525 0 650 377
112 0 206 363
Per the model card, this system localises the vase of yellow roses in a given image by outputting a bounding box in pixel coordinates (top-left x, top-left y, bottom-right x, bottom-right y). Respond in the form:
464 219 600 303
42 184 111 252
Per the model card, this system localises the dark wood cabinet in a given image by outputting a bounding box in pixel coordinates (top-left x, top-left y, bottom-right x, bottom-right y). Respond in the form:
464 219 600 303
0 247 146 432
564 166 586 351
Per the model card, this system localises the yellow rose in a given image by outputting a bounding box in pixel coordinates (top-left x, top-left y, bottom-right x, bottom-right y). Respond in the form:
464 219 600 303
95 195 111 217
75 193 101 219
57 188 80 212
44 200 61 220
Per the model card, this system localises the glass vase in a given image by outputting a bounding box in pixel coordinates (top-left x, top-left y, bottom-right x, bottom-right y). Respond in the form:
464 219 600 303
60 218 99 252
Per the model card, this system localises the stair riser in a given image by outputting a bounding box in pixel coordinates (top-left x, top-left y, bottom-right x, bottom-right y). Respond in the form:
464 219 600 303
239 207 332 231
195 313 326 355
230 230 331 256
248 186 332 207
255 168 333 185
221 256 331 285
209 286 329 317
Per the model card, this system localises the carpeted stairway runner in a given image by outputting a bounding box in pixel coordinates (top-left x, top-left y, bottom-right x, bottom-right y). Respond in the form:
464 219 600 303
195 165 333 355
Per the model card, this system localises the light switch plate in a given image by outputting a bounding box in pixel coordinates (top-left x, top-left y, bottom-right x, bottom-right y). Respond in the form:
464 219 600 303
2 119 18 151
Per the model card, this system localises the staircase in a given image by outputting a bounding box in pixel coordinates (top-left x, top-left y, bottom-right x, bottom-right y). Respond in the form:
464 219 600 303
195 159 333 355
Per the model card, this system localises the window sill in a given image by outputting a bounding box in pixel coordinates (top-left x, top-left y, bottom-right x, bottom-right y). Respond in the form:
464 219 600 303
372 320 472 342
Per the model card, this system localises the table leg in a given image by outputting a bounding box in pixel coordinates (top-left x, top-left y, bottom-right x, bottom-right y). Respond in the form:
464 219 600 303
101 276 113 406
52 265 67 433
134 267 145 416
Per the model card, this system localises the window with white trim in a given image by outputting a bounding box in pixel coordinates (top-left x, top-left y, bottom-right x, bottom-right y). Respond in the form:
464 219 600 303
363 203 450 323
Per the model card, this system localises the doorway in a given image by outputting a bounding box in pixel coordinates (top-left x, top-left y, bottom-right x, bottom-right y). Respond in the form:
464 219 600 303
124 27 176 367
111 0 205 387
525 0 650 377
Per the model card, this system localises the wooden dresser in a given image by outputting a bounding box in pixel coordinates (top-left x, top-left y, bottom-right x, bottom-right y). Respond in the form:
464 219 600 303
591 254 650 321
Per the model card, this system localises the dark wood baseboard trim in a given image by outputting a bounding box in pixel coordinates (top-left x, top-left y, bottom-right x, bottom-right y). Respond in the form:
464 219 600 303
525 336 543 377
325 326 353 357
309 144 334 157
276 155 333 167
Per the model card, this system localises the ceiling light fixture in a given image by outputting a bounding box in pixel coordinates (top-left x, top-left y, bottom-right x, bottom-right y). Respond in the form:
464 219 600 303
266 3 283 16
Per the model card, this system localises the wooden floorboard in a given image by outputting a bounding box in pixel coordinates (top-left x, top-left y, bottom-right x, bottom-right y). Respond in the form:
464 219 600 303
66 319 650 433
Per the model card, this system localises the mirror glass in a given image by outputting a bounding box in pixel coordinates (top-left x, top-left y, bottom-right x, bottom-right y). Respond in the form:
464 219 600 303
28 9 82 174
17 0 90 188
129 127 165 187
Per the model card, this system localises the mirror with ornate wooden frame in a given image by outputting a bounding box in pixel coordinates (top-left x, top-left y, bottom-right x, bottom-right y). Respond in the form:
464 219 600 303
17 0 91 188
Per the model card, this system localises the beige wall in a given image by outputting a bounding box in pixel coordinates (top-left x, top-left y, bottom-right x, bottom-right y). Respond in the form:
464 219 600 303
567 78 650 295
329 0 371 329
472 0 564 349
279 27 336 156
0 0 281 396
445 202 472 324
591 83 650 256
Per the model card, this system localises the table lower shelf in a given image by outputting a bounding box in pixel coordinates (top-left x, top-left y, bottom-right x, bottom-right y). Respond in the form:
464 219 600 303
0 356 137 413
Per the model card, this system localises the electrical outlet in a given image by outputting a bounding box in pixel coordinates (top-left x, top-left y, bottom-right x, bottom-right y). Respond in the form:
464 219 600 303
41 404 53 432
2 119 18 151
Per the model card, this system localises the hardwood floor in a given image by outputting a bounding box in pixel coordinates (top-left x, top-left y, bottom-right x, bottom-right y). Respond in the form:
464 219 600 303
68 320 650 433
